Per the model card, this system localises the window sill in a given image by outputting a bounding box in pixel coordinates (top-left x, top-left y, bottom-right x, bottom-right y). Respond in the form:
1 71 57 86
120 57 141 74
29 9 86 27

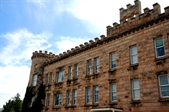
109 102 118 105
109 68 116 72
130 100 141 104
154 56 168 65
53 106 61 109
65 105 76 108
54 82 63 86
158 98 169 102
84 103 98 107
72 78 78 81
127 63 139 71
85 73 99 78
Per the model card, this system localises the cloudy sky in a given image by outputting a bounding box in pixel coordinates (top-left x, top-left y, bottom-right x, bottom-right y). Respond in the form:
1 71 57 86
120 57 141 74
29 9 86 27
0 0 168 108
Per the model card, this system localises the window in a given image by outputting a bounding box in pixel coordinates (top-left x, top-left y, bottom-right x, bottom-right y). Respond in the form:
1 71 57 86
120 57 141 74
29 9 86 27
73 90 77 105
94 58 99 73
130 46 138 64
154 37 165 58
30 96 35 107
68 66 73 80
86 87 91 104
158 75 169 97
111 83 117 101
49 73 52 85
57 71 64 82
32 75 37 86
94 86 99 103
132 79 140 100
67 91 70 105
87 60 92 75
110 52 116 69
74 65 78 78
54 94 62 106
45 74 48 85
46 94 50 106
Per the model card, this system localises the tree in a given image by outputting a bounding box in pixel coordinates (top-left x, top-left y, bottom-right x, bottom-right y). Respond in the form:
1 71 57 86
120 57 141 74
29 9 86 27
3 93 22 112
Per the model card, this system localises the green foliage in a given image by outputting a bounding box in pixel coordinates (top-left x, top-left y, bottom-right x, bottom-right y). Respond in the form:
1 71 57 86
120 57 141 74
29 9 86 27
3 93 22 112
21 84 45 112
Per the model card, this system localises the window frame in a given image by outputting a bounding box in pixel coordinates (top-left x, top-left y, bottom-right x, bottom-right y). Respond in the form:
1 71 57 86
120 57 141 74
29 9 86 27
86 87 91 104
158 74 169 98
154 37 165 58
32 75 37 86
67 91 71 105
46 94 50 106
111 83 117 102
130 45 138 64
132 79 140 100
94 86 99 103
94 58 100 73
74 64 78 78
110 52 116 69
87 60 92 75
68 66 73 80
54 94 62 106
73 90 77 105
57 71 64 83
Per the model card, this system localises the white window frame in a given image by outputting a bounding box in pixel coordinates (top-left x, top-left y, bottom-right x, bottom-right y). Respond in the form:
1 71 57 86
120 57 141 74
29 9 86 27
87 60 92 75
67 91 71 105
57 71 64 82
94 86 99 103
158 74 169 98
132 79 140 100
54 94 62 106
73 90 77 105
32 75 37 86
130 46 138 64
110 52 116 69
86 87 91 104
46 94 50 106
94 58 100 73
49 73 52 85
74 64 78 78
111 83 117 102
68 66 73 80
154 37 165 58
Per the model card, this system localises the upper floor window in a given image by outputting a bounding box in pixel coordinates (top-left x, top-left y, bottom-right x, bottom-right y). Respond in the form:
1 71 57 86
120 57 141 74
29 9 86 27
30 96 35 107
73 90 77 105
87 60 92 75
74 64 78 78
94 58 100 73
32 75 37 86
110 52 116 69
86 87 91 104
154 37 165 58
132 79 140 100
54 94 62 106
45 74 48 85
94 86 99 103
158 74 169 97
111 83 117 101
67 91 71 105
49 73 52 85
57 71 64 82
68 66 73 80
46 94 50 106
130 46 138 64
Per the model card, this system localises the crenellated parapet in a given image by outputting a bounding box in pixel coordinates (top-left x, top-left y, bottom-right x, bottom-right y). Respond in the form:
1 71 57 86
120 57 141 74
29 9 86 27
31 50 56 60
107 1 169 37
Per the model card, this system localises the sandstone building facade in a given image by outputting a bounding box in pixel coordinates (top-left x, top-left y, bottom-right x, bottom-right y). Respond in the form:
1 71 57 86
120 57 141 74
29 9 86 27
26 0 169 112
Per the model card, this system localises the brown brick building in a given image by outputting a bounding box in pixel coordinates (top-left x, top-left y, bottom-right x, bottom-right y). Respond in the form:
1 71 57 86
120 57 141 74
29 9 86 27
26 0 169 112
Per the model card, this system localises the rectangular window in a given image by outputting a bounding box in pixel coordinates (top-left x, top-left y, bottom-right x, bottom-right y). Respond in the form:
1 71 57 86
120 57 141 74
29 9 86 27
54 94 62 106
110 52 116 69
32 75 37 86
94 58 99 73
111 83 117 101
132 79 140 100
158 75 169 97
154 37 165 58
86 87 90 104
30 96 35 107
73 90 77 105
87 60 92 75
46 94 50 106
57 71 64 82
49 73 52 85
67 91 70 105
94 86 99 103
74 65 78 78
68 66 73 80
45 74 48 85
130 46 138 64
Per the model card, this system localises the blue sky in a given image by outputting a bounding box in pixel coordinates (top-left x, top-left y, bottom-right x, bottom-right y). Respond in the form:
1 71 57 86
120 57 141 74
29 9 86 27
0 0 168 108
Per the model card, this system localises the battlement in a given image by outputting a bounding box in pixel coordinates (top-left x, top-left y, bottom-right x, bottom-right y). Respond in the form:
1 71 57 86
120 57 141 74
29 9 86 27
107 1 169 37
31 50 56 59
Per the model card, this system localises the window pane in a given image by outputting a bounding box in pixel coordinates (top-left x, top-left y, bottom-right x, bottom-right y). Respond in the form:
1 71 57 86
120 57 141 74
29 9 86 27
161 86 169 91
131 46 137 54
133 80 139 89
132 55 138 64
161 86 169 97
95 58 99 65
159 75 168 85
111 53 116 60
156 38 163 47
111 61 116 68
112 93 117 100
134 90 140 99
88 60 92 67
157 47 165 57
112 84 116 92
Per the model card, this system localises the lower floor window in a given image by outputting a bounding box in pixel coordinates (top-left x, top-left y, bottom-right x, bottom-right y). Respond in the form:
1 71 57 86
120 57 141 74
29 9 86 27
46 94 50 106
111 83 117 101
30 96 35 107
54 94 62 106
158 74 169 97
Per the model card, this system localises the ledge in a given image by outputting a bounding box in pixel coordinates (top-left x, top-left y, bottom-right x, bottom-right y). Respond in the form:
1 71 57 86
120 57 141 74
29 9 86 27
154 56 168 65
52 106 61 109
109 68 116 72
65 105 76 108
84 103 99 107
127 63 139 71
85 73 99 78
130 100 141 104
54 82 63 86
158 98 169 102
109 102 118 105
